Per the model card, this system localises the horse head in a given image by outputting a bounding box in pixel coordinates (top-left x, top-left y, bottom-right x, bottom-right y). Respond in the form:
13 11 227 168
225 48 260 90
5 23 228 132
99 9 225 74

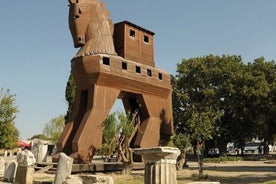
68 0 116 56
68 0 94 48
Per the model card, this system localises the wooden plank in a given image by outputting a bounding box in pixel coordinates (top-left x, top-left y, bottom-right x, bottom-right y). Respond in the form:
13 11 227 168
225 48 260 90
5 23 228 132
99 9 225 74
71 162 144 173
72 162 122 173
35 164 54 173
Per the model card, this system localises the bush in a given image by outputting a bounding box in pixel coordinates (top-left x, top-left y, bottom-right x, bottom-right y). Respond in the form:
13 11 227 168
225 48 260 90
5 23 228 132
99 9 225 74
204 156 243 163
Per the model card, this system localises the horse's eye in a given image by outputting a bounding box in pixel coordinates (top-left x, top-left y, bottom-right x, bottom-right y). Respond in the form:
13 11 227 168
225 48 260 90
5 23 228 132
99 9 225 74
73 15 80 19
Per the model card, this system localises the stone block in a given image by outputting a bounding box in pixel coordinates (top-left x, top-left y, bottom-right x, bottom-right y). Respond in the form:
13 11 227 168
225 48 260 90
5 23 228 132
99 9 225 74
4 160 17 182
63 175 83 184
17 149 36 167
63 175 114 184
0 157 5 176
80 175 114 184
31 139 49 162
54 153 73 184
14 165 34 184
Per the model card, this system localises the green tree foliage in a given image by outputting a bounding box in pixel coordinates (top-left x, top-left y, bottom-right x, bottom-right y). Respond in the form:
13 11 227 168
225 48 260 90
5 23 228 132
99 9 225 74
43 115 65 144
173 133 191 150
0 88 19 149
117 110 136 175
98 112 118 158
65 73 76 122
98 111 136 158
173 55 227 142
173 55 276 150
173 55 275 177
247 58 276 142
173 133 191 170
99 110 136 174
117 111 135 138
30 134 49 140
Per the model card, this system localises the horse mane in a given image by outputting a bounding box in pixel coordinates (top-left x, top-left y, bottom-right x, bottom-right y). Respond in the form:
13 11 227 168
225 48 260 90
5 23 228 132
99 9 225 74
100 1 114 33
73 0 117 58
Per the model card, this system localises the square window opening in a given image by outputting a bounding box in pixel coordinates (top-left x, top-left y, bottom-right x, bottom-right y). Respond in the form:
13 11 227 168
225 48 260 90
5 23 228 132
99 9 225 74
158 73 163 80
130 29 136 38
147 69 152 77
136 66 141 74
122 61 127 70
144 35 149 43
102 57 110 65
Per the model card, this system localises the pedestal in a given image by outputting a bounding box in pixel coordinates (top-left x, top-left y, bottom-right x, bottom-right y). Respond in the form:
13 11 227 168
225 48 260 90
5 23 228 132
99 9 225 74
134 147 180 184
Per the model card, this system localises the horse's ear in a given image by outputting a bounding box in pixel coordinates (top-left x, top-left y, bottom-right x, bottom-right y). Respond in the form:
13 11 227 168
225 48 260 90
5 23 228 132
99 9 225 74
68 0 79 4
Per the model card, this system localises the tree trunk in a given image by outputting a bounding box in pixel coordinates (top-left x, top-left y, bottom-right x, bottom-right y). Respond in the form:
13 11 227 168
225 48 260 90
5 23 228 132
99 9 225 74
121 148 133 175
176 149 186 171
197 141 205 179
120 138 133 175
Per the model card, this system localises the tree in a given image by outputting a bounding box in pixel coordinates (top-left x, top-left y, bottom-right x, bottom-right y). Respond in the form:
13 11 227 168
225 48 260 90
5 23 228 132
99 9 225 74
99 110 136 174
219 57 273 149
187 110 222 178
43 115 65 144
173 55 276 167
247 58 276 143
173 55 239 177
117 110 136 175
173 133 191 170
98 112 118 160
0 88 19 150
30 134 49 140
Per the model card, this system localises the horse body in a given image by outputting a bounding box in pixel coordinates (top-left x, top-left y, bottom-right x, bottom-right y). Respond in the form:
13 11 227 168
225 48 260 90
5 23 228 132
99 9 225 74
57 0 174 163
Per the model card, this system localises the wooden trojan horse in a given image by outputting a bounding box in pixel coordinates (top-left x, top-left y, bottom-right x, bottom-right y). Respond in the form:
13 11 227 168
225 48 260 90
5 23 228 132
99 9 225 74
56 0 174 163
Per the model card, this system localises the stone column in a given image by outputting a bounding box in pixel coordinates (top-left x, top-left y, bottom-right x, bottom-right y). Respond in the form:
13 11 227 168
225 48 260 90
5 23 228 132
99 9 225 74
134 147 180 184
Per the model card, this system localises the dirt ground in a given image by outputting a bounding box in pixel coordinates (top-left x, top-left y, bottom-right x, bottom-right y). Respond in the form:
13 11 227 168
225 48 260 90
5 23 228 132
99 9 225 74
1 160 276 184
117 160 276 184
176 160 276 184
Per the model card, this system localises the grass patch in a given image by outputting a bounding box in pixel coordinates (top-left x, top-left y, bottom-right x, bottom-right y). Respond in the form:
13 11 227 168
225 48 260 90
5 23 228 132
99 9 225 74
265 181 276 184
112 173 144 184
204 156 243 163
114 178 144 184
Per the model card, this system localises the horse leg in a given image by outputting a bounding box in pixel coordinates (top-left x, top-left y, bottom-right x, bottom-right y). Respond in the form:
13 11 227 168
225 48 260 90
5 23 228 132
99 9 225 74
53 90 87 162
70 84 120 163
133 94 173 148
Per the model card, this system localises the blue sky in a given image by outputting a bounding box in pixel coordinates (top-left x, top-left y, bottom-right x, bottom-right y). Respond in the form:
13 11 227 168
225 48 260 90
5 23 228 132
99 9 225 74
1 0 276 139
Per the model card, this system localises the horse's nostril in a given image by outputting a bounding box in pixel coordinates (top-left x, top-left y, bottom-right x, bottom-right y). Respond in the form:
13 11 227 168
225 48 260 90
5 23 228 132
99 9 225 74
78 37 82 41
